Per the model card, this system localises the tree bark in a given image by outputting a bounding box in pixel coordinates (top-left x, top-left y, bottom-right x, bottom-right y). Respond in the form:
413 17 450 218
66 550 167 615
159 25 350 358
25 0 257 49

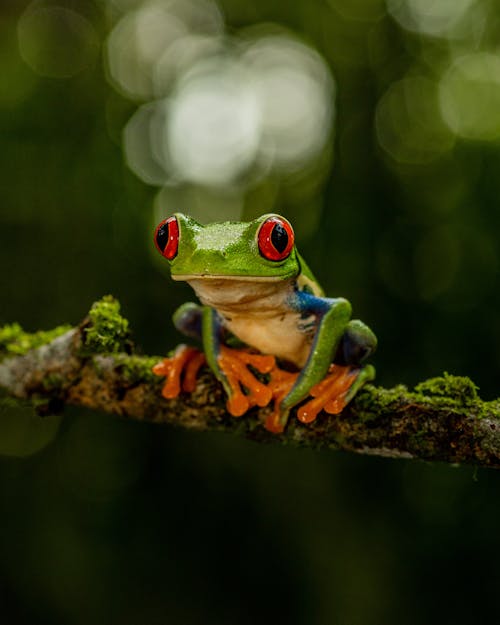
1 297 500 468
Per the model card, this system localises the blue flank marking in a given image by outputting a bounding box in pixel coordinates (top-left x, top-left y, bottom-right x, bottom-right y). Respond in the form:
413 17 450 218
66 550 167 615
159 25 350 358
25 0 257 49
289 289 333 316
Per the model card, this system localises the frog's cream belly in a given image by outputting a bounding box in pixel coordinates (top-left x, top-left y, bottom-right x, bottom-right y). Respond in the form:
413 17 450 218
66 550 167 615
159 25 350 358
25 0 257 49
224 312 311 368
186 276 313 368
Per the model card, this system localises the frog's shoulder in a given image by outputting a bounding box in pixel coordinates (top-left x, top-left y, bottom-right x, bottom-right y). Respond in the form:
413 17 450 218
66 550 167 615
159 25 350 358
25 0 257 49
296 252 324 297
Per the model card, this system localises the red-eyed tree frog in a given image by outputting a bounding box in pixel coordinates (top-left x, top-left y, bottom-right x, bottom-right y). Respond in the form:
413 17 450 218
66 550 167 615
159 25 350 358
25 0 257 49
152 213 376 433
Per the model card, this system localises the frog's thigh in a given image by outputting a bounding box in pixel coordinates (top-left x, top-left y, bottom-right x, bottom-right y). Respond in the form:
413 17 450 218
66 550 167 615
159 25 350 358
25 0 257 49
173 302 203 340
335 319 377 366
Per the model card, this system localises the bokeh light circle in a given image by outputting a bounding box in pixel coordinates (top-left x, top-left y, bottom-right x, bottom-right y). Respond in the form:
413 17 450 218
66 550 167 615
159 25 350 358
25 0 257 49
106 4 187 100
375 76 455 164
17 4 99 78
106 0 224 101
439 52 500 141
241 35 334 169
386 0 476 37
124 102 169 185
0 404 60 458
166 59 262 186
153 33 223 97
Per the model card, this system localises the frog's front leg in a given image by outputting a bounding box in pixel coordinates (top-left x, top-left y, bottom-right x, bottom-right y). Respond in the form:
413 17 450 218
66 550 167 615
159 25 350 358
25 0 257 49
267 294 375 433
201 307 277 416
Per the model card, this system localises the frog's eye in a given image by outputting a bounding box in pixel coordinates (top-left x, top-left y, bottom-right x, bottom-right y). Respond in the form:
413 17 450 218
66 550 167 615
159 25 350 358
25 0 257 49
258 216 294 261
154 216 179 260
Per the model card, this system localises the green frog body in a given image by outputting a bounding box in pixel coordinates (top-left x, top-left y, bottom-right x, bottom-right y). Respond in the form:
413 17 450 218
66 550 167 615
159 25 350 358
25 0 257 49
153 213 376 433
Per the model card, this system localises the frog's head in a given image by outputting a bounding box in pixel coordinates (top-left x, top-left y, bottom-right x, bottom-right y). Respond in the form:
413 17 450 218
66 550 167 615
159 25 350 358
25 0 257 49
154 213 300 281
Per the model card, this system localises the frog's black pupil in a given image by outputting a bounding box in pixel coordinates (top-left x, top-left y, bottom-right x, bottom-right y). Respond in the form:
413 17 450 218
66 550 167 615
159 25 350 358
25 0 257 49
156 222 170 252
271 223 288 253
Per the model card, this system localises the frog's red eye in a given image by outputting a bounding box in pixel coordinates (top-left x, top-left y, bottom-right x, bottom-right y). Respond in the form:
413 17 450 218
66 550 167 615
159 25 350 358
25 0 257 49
154 216 179 260
257 216 294 261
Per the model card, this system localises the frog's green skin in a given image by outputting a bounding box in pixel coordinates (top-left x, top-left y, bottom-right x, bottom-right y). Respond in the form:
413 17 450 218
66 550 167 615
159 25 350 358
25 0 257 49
165 213 376 424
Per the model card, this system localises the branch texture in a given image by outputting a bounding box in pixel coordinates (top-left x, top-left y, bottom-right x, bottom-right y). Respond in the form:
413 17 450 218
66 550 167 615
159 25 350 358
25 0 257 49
1 297 500 468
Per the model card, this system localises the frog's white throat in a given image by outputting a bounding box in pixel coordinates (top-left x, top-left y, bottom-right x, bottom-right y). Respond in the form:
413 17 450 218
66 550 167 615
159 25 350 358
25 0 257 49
182 276 294 315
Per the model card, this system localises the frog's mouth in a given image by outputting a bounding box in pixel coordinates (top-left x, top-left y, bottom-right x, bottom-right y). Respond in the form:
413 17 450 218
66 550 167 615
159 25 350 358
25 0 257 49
171 274 284 282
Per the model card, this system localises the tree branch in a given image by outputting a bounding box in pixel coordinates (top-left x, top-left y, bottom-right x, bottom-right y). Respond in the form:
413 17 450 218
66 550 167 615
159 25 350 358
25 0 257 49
1 297 500 468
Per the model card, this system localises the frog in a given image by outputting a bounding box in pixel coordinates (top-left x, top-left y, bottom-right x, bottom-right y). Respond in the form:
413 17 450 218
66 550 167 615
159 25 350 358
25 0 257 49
152 213 376 433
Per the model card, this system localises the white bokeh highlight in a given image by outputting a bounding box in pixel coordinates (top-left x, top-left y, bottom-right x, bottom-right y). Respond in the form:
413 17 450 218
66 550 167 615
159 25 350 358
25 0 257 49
106 0 223 100
108 2 335 190
242 36 334 169
166 60 262 186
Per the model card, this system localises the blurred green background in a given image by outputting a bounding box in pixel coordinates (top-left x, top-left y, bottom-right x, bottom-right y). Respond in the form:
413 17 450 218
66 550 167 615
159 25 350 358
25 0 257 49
2 0 500 622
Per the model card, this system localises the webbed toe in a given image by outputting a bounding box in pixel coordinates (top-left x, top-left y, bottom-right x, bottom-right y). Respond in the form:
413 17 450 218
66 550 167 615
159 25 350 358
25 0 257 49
217 346 276 416
297 363 375 424
153 344 206 399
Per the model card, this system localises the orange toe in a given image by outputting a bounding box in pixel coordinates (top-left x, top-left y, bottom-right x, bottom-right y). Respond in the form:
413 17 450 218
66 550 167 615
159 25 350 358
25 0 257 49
264 412 285 434
263 368 298 433
153 345 206 399
182 351 207 392
297 364 358 424
217 346 276 417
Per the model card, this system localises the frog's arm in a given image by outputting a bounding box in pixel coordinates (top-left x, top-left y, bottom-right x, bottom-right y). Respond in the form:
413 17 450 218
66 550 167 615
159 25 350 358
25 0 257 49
201 306 224 383
281 293 352 411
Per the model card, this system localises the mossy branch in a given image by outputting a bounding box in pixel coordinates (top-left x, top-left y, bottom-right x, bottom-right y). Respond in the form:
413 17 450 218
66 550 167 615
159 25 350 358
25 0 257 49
1 296 500 468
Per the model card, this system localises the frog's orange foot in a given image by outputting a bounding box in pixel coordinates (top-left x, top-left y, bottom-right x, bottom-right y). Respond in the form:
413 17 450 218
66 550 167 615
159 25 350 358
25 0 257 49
152 344 206 399
263 368 299 434
296 364 360 425
218 345 276 417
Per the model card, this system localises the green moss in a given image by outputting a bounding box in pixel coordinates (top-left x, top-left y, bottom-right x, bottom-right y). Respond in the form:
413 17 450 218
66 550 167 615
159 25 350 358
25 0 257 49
0 296 132 360
354 373 488 421
415 373 478 405
354 384 411 421
83 296 131 354
0 323 71 359
116 354 162 384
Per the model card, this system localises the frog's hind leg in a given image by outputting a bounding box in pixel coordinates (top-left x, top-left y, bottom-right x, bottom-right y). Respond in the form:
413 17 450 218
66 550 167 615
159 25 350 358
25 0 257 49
343 364 376 404
296 363 375 424
173 302 203 341
296 319 377 424
335 319 377 366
